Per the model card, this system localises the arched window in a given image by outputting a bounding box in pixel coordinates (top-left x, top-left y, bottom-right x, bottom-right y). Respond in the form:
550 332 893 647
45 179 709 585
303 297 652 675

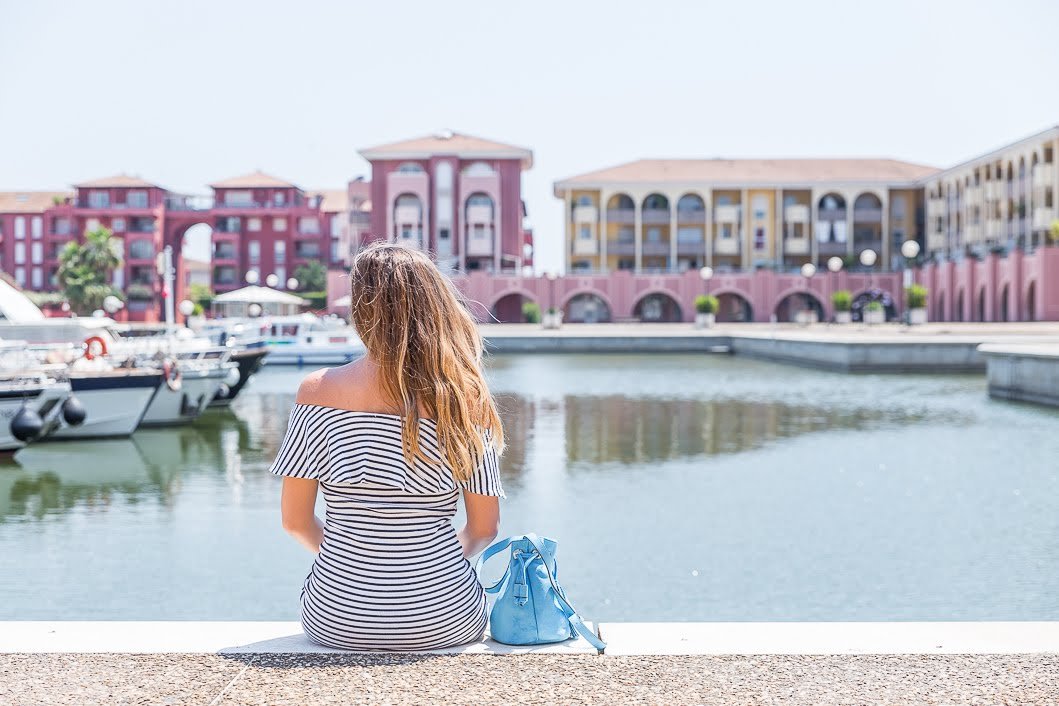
751 195 768 220
395 193 422 210
607 193 635 210
818 194 845 211
577 195 594 206
463 162 496 176
642 193 669 211
677 194 705 212
854 193 882 210
466 193 494 217
396 162 425 174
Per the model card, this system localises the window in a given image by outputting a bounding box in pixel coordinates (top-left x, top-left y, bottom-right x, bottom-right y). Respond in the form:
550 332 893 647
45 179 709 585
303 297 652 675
130 217 154 233
217 217 241 233
248 240 260 264
88 191 110 208
14 217 25 239
31 242 43 264
273 217 287 231
85 218 101 233
127 190 148 208
274 240 286 263
401 225 413 240
53 217 71 235
274 265 286 283
111 217 126 233
111 266 123 289
15 242 26 264
472 224 487 240
439 227 450 240
463 162 496 177
15 267 25 285
129 240 154 259
225 190 253 207
247 217 262 232
274 191 286 206
299 217 320 234
31 217 42 239
577 195 594 206
721 224 733 239
396 162 425 174
579 225 592 240
892 195 907 220
752 196 768 220
31 268 43 288
646 227 661 242
716 195 732 206
754 227 766 250
618 226 634 243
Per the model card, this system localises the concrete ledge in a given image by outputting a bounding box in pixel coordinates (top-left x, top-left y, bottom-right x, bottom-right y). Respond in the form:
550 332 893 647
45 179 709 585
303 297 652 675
3 622 1058 656
980 343 1059 407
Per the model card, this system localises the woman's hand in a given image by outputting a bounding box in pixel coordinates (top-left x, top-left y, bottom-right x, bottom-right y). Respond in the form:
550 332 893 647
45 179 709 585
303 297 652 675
281 476 325 554
458 491 500 558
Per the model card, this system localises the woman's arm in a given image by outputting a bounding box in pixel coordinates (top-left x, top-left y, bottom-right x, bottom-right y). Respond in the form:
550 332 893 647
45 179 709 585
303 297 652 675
458 492 500 558
281 476 324 554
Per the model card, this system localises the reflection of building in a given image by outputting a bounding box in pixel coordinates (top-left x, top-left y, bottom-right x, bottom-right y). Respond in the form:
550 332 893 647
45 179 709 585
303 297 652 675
359 131 534 274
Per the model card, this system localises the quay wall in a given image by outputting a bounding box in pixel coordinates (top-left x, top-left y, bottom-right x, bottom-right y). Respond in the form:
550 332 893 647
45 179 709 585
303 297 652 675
979 344 1059 407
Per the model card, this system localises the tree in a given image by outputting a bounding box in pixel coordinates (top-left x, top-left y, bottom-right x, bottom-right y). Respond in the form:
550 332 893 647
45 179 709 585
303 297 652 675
1049 219 1059 245
293 261 327 292
56 227 123 314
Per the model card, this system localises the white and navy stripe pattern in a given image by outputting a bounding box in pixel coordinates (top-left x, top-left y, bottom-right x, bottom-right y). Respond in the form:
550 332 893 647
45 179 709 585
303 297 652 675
270 403 504 651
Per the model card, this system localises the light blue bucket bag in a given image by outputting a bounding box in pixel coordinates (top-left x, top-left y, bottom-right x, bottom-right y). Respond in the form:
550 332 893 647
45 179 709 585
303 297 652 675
474 533 606 653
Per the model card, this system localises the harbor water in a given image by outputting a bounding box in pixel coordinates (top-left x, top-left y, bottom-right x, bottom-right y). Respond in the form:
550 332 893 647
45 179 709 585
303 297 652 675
1 354 1058 622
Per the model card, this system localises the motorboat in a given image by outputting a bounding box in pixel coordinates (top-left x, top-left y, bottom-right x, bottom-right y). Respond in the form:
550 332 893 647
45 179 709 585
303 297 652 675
202 314 364 366
0 371 71 453
138 356 235 426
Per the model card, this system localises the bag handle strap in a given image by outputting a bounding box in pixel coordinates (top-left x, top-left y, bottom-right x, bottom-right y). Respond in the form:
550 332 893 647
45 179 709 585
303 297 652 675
523 533 606 654
474 534 521 594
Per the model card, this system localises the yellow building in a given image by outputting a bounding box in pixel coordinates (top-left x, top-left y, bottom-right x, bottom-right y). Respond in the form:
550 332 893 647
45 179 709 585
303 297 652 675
554 159 936 273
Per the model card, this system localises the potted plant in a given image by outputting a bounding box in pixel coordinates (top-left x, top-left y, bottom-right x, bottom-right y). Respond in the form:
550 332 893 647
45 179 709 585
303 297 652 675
831 289 853 324
1048 219 1059 246
694 294 718 328
863 300 885 325
905 284 928 325
522 301 541 324
541 306 563 330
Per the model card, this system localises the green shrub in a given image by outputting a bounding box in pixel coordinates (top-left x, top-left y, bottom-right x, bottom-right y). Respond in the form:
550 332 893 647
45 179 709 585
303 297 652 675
905 284 928 309
831 289 852 312
865 301 884 312
694 294 718 314
301 290 327 309
522 301 541 324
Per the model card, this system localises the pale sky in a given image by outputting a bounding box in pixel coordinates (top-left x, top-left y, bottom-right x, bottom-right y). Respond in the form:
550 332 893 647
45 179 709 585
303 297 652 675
2 0 1058 273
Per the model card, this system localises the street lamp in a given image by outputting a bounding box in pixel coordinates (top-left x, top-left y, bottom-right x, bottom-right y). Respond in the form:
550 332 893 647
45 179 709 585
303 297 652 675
286 277 299 291
860 248 878 321
826 256 843 323
800 263 817 323
265 273 279 288
699 266 714 296
900 239 921 324
543 271 559 328
247 302 263 318
245 269 260 285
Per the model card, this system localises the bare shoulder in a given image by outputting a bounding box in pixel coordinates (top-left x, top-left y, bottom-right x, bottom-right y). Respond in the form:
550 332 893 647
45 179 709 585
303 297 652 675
295 363 363 408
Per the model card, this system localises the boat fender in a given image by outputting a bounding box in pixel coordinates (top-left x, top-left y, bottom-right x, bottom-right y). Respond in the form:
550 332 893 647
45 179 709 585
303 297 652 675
11 405 44 442
163 360 183 392
61 395 87 426
83 336 108 360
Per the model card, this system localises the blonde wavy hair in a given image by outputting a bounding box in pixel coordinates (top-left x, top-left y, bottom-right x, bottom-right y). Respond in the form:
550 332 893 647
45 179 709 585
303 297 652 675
349 242 504 480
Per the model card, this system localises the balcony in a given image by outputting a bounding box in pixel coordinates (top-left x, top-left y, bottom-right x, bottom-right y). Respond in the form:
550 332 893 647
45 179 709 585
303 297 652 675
817 240 847 256
642 241 670 257
1033 207 1055 230
852 208 882 222
927 199 946 216
963 186 982 204
713 237 740 256
607 240 636 256
213 245 237 260
572 238 598 256
986 220 1003 239
676 208 706 224
605 209 635 224
784 238 810 255
1033 163 1053 189
964 224 982 242
817 208 846 222
467 236 493 257
676 240 704 256
467 205 493 224
714 205 740 223
573 205 598 223
927 233 947 252
394 206 422 226
784 204 810 222
295 245 321 259
642 208 669 225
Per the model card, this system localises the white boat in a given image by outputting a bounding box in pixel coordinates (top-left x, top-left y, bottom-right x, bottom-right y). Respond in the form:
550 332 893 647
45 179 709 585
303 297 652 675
48 369 163 440
0 373 70 453
203 314 365 365
138 359 233 426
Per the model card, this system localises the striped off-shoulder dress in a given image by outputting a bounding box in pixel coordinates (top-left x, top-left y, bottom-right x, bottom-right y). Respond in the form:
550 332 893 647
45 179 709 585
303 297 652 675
269 403 504 651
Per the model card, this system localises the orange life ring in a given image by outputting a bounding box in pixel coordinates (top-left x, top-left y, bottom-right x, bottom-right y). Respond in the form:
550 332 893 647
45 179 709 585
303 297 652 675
162 360 183 392
83 336 108 360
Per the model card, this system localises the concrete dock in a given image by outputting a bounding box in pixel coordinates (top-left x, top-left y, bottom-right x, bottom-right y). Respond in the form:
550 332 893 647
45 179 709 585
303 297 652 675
979 342 1059 407
481 322 1059 374
3 622 1058 705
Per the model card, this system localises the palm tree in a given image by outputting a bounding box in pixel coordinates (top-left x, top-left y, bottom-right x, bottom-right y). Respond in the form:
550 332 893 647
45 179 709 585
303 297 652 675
57 226 123 313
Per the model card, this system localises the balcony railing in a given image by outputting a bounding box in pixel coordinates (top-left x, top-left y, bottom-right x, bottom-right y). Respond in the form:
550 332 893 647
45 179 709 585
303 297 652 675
607 240 636 256
853 239 883 254
817 240 847 256
1033 207 1055 230
784 238 810 255
818 208 846 222
572 238 598 256
165 195 214 211
295 247 321 259
213 248 237 260
605 209 634 224
852 208 882 222
927 233 947 251
676 240 705 256
714 205 740 223
784 205 810 222
642 241 670 256
642 209 669 225
573 205 598 223
713 237 740 256
1032 163 1053 189
676 208 706 223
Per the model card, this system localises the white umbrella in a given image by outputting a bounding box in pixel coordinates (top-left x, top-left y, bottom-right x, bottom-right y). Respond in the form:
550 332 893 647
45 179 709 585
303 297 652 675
213 285 309 306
